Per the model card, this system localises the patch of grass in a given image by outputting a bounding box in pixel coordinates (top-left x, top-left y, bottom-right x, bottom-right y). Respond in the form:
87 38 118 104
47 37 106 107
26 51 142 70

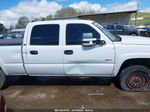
131 18 150 25
132 12 150 18
131 12 150 25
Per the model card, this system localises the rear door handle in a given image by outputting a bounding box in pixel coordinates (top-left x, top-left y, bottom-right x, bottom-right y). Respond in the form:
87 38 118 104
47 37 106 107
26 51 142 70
64 50 73 55
30 50 38 55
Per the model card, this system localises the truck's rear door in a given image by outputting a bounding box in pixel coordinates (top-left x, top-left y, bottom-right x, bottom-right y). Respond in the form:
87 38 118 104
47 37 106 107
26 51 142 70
23 24 64 76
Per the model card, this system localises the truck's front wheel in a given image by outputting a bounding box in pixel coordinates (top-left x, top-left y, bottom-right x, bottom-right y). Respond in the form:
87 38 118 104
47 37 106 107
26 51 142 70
120 65 150 91
0 69 7 89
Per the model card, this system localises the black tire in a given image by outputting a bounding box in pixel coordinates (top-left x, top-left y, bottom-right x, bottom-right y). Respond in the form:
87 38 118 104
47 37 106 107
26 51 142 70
0 69 7 89
119 65 150 92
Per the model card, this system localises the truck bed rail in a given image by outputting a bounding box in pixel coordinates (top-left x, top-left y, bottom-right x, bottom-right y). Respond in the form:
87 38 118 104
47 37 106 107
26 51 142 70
0 38 23 46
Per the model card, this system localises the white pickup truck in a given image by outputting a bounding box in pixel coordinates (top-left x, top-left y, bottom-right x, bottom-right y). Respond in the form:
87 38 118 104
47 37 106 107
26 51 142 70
0 20 150 91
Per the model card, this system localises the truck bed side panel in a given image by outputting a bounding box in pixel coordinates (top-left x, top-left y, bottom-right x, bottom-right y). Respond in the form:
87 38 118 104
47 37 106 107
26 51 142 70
0 46 26 75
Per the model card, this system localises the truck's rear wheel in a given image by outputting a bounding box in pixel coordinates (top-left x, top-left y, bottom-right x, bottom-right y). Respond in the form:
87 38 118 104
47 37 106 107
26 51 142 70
0 69 7 89
120 65 150 91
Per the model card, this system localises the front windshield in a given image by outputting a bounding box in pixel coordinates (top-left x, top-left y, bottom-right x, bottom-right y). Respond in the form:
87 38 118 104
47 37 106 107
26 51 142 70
93 22 121 42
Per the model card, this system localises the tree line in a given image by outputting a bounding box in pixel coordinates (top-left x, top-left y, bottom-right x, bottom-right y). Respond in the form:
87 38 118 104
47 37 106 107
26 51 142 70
0 7 95 33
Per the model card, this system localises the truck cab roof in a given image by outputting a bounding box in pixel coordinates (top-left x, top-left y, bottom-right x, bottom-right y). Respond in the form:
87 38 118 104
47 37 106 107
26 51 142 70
29 19 94 26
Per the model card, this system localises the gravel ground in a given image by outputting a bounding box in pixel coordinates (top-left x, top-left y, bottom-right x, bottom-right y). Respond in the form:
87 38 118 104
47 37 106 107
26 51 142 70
1 76 150 112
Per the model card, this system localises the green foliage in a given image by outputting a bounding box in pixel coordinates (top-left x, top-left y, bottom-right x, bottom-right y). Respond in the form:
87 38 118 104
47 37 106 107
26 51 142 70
131 12 150 25
132 12 150 18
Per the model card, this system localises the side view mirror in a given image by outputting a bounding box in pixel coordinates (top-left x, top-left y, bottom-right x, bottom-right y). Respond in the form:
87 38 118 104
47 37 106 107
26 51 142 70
99 40 106 45
82 38 106 47
82 38 97 47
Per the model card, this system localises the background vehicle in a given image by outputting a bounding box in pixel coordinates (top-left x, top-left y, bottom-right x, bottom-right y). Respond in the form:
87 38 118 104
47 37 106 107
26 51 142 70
103 24 150 37
0 35 4 39
136 26 150 37
0 34 17 39
0 20 150 92
143 23 150 28
9 29 25 38
103 24 138 36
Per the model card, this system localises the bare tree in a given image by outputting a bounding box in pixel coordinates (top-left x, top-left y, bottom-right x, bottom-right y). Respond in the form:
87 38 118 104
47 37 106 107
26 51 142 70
0 23 5 34
31 15 53 22
16 16 30 29
45 15 53 20
55 7 78 18
31 17 41 22
55 7 96 19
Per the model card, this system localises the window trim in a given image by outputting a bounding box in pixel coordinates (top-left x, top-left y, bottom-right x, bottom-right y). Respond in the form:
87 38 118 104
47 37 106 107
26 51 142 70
116 25 124 30
107 25 115 30
30 24 60 46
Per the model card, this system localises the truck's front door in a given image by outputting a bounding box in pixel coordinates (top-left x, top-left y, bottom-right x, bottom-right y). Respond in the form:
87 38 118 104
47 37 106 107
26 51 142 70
24 24 64 76
64 23 115 76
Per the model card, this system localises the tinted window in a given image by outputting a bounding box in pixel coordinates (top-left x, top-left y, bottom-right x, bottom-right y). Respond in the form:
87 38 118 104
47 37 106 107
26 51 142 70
66 24 100 45
107 25 115 30
116 25 124 30
30 25 59 45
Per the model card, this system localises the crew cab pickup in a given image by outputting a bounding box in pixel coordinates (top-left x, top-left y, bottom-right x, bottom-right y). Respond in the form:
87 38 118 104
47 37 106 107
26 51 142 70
0 20 150 91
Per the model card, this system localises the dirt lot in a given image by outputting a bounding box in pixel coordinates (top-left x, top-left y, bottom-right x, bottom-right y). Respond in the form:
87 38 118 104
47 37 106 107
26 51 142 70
1 76 150 112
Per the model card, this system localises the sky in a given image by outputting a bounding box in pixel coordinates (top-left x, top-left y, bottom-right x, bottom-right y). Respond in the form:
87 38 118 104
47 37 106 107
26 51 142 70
0 0 150 27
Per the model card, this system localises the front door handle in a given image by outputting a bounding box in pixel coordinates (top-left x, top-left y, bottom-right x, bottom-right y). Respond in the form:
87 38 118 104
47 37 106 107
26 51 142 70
30 50 38 55
64 50 73 55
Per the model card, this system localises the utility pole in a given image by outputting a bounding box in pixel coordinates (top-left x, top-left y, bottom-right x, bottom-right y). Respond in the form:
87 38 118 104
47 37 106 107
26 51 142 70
135 0 139 26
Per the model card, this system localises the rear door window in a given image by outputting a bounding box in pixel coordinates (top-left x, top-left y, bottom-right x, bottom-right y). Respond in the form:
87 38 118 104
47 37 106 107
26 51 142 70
107 25 115 30
30 24 59 45
116 25 124 30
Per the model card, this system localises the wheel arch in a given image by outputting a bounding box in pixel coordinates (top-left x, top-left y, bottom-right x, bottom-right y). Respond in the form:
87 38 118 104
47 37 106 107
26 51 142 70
129 32 138 36
0 60 8 76
115 58 150 77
